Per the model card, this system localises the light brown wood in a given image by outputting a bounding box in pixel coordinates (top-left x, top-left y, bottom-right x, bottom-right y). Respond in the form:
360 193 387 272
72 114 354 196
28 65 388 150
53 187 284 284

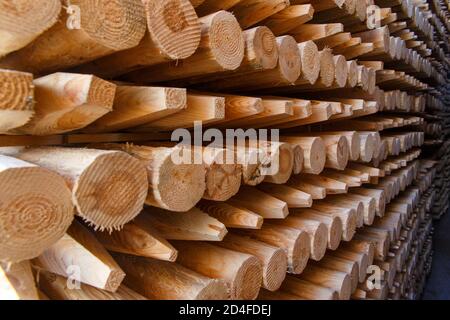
0 69 34 134
34 221 125 292
195 0 241 16
74 0 202 78
287 176 327 199
298 264 352 300
0 0 147 75
281 276 339 300
125 11 245 83
270 215 328 261
257 183 313 208
238 223 311 274
135 206 227 241
93 144 205 212
0 0 61 57
94 220 177 262
313 255 359 292
38 270 147 300
2 147 148 231
329 248 368 283
84 86 187 133
113 253 229 300
197 200 263 229
231 0 290 29
280 136 326 175
219 233 287 291
311 202 357 241
261 4 315 36
0 260 39 300
0 154 74 262
173 241 263 300
261 141 294 184
14 73 116 136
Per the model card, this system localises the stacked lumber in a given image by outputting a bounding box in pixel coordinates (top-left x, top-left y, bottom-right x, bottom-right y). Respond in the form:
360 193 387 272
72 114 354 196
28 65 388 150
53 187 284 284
0 0 449 301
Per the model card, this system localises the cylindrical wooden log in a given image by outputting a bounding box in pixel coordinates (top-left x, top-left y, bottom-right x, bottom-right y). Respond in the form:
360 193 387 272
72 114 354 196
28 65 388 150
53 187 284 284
1 147 148 231
298 264 352 300
218 233 287 291
113 253 229 300
281 276 339 300
0 260 39 300
0 0 61 57
0 69 34 134
0 155 74 262
329 249 368 283
38 271 146 300
172 241 263 300
313 255 359 292
311 203 357 241
74 0 202 78
261 141 294 184
0 0 147 75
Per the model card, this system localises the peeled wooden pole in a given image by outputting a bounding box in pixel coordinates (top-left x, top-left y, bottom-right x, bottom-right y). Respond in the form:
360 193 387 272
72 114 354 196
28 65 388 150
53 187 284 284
172 241 263 300
281 276 339 300
38 271 146 300
14 73 116 136
95 144 205 212
1 147 147 231
230 0 290 29
261 4 315 36
257 183 312 208
125 11 245 83
261 141 294 184
298 264 352 300
84 86 187 133
135 207 227 241
74 0 202 78
311 203 357 241
320 135 350 170
113 253 229 300
0 0 147 75
195 0 241 16
197 200 263 229
218 233 287 291
238 223 311 274
0 0 61 57
0 261 39 300
94 220 177 262
321 131 360 161
313 255 359 292
0 155 74 262
0 69 34 134
329 248 369 283
34 221 126 292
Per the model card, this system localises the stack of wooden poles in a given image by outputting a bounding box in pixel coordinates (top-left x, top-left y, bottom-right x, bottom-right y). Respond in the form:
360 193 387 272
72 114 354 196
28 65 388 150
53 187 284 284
1 0 449 300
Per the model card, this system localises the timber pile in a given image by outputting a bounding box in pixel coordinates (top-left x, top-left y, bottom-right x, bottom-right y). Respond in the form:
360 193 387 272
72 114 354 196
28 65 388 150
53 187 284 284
0 0 449 301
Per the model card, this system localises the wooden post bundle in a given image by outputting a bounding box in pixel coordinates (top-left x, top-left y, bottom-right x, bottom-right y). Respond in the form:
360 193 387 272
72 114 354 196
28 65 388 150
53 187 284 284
0 0 147 75
298 264 352 300
34 221 126 292
172 241 263 300
280 276 339 300
0 261 39 300
74 0 202 78
0 69 34 134
84 86 187 133
94 220 178 262
0 155 74 263
38 271 146 300
113 253 229 300
218 233 287 291
238 223 311 274
125 11 245 83
279 136 326 175
1 147 148 231
93 144 205 212
197 200 263 229
12 73 116 136
270 215 328 261
0 0 61 57
133 207 227 241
